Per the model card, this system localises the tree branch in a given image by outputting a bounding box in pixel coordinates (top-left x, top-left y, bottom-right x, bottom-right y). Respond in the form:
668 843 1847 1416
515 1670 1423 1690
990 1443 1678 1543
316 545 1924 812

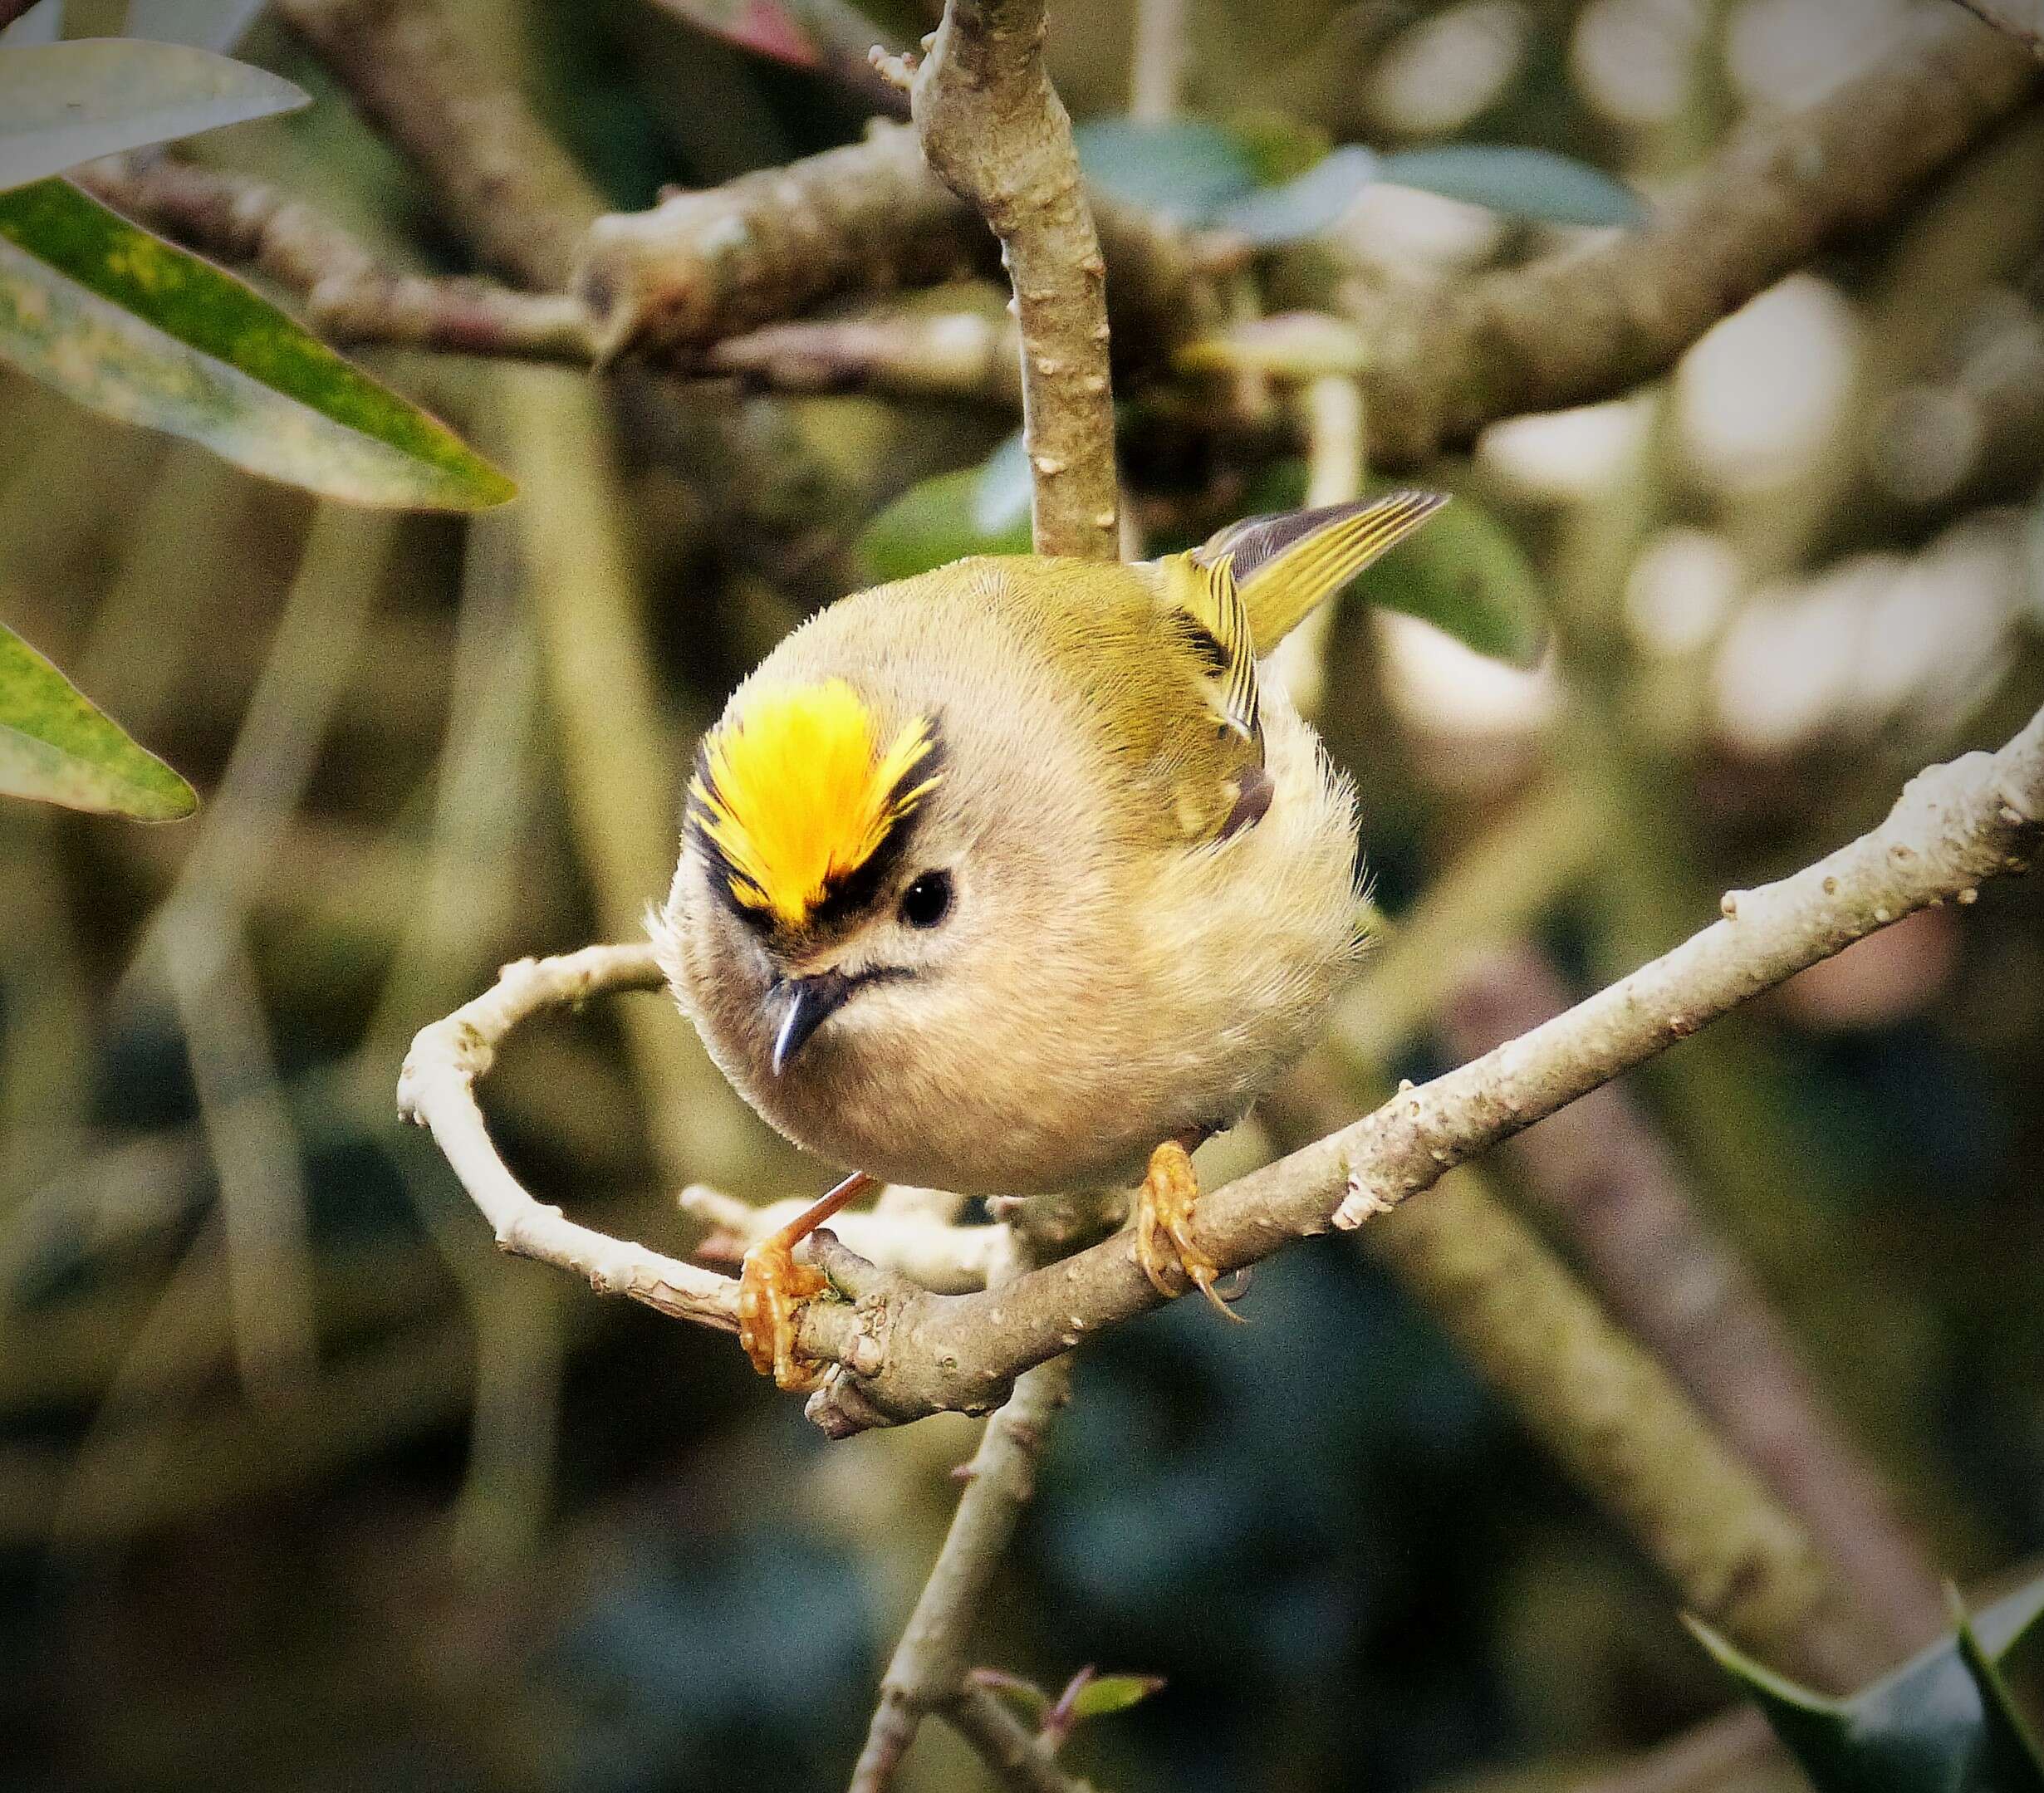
906 0 1117 556
946 1685 1096 1793
401 707 2044 1435
849 1355 1074 1792
796 703 2044 1430
1349 9 2040 466
75 154 600 362
272 0 605 290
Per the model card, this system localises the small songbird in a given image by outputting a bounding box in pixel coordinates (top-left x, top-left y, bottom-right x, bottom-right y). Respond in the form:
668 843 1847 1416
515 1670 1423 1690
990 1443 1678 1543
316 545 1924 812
652 492 1446 1387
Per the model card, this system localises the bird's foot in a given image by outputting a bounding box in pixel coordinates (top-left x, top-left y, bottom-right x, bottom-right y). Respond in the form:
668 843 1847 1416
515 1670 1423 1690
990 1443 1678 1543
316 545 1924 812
732 1169 876 1390
738 1233 830 1389
1135 1139 1243 1320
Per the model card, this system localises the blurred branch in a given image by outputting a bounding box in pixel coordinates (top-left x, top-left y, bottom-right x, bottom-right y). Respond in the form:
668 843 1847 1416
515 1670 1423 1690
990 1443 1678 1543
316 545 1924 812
701 309 1023 406
1267 1051 1887 1688
907 0 1116 554
1948 0 2044 59
488 365 768 1191
1346 10 2041 467
578 120 1227 370
76 154 600 360
1128 0 1187 121
1440 945 1948 1654
850 1352 1075 1793
271 0 605 288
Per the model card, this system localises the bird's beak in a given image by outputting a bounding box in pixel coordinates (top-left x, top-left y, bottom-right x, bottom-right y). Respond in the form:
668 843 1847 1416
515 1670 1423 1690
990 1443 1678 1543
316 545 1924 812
768 971 854 1075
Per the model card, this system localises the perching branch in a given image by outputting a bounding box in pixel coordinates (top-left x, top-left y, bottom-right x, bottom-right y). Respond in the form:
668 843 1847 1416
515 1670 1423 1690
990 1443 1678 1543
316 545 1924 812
400 708 2044 1418
907 0 1118 556
947 1684 1096 1793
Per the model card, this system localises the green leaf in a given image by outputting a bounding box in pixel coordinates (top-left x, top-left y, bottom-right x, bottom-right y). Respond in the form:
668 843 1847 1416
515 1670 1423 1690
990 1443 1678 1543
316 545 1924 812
1067 1673 1166 1720
1074 118 1258 223
1688 1574 2044 1793
0 179 516 508
0 39 306 192
1214 146 1379 247
1955 1593 2044 1791
1378 145 1646 228
1359 487 1547 668
854 440 1033 583
0 620 195 820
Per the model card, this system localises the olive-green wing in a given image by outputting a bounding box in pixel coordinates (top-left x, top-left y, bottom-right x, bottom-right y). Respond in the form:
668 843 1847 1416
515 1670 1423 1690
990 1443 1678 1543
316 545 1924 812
1201 489 1448 651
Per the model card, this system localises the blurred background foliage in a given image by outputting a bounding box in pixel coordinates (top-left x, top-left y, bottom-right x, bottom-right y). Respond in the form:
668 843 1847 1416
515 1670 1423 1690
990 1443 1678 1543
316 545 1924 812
2 0 2043 1790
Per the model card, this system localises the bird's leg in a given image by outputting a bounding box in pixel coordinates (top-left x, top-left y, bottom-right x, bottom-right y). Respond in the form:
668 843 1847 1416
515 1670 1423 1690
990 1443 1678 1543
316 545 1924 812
1134 1138 1243 1320
737 1170 877 1389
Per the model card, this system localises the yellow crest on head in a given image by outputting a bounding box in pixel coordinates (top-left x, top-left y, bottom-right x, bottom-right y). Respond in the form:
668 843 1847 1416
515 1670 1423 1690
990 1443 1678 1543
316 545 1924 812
687 678 942 929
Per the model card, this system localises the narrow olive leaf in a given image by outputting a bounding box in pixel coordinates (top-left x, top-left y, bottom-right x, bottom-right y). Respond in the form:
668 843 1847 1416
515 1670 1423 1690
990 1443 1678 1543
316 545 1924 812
0 39 306 193
0 179 516 508
1378 145 1646 228
1073 118 1259 223
125 0 272 52
1067 1673 1166 1721
855 452 1033 584
0 620 195 820
1214 146 1380 247
1359 488 1548 668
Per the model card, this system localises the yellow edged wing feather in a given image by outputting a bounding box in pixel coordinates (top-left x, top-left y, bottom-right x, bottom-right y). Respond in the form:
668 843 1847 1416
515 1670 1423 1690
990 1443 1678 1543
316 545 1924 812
1201 490 1448 650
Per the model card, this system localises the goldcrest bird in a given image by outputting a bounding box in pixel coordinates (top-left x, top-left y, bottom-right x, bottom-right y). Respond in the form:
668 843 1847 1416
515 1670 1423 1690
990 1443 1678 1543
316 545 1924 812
652 490 1447 1387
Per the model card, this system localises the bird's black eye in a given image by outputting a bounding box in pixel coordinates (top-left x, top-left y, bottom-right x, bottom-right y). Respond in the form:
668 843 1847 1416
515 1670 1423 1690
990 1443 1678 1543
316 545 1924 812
899 870 953 929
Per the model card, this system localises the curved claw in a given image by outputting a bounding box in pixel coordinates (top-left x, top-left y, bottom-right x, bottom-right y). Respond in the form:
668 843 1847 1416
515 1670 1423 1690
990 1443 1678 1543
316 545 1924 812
1135 1139 1245 1322
738 1234 831 1389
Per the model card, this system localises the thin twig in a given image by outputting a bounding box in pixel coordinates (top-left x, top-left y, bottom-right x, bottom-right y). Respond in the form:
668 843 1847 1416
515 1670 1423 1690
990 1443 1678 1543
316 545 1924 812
681 1186 1002 1293
849 1353 1075 1792
396 943 746 1336
74 154 600 360
909 0 1118 556
947 1685 1096 1793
